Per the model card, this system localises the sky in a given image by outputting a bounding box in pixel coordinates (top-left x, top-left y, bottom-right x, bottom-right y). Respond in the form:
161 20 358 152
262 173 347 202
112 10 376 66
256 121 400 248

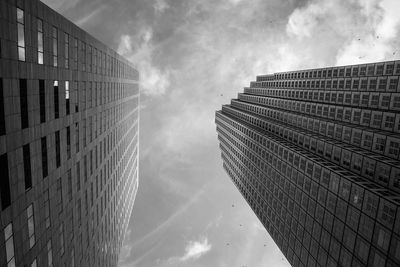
42 0 400 266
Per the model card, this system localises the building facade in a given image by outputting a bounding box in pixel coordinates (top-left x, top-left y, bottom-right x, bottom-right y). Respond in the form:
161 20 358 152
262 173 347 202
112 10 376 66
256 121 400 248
216 61 400 266
0 0 139 266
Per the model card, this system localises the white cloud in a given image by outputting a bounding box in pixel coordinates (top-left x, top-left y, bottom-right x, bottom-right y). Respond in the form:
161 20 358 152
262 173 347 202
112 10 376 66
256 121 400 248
336 0 400 64
286 0 400 66
75 4 107 26
41 0 80 12
117 30 170 96
154 0 170 13
179 237 212 262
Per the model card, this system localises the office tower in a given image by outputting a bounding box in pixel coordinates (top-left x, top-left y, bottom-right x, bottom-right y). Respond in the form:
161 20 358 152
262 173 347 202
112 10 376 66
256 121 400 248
0 1 139 266
216 61 400 267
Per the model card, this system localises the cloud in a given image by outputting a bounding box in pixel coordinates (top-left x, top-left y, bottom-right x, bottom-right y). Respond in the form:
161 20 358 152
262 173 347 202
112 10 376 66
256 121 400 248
336 0 400 64
75 4 107 26
179 237 212 262
117 30 171 96
42 0 80 12
154 0 170 13
286 0 400 66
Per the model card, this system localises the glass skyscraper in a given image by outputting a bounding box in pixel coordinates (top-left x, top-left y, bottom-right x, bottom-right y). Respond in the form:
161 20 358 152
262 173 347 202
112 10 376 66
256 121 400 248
216 61 400 266
0 0 139 266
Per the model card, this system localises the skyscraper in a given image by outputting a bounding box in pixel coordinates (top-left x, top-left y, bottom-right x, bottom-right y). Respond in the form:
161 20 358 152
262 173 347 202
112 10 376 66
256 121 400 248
0 1 139 266
216 61 400 267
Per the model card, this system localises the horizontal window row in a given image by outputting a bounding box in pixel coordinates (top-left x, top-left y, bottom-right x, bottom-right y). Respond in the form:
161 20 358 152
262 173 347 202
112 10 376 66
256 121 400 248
250 75 400 93
14 7 137 79
222 105 400 193
242 88 400 112
256 61 400 81
233 98 400 159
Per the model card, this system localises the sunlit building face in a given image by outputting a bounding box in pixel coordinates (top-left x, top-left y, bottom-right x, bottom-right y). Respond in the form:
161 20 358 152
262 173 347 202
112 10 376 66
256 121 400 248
216 61 400 267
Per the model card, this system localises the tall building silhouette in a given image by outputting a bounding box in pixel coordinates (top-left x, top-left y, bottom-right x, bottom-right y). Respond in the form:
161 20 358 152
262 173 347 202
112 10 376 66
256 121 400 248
216 61 400 267
0 1 139 266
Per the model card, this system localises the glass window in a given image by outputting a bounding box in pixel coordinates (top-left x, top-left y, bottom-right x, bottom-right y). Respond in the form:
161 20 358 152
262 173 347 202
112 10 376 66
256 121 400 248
20 79 28 128
0 78 5 135
64 33 69 68
55 131 60 167
4 223 15 267
23 144 32 190
52 27 58 67
0 153 11 210
65 81 70 115
37 19 43 64
39 80 46 123
47 240 53 267
17 8 25 61
27 204 35 248
41 137 48 178
44 190 50 228
54 81 59 119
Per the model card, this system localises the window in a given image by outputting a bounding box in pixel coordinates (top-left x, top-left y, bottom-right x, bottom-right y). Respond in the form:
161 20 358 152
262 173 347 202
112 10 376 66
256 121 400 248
76 162 81 191
59 224 65 255
374 137 386 153
17 8 25 61
4 223 15 267
31 259 37 267
65 81 70 115
387 139 400 158
41 137 48 178
64 33 69 68
47 240 53 267
52 27 58 67
67 169 72 201
75 122 79 152
39 80 46 123
0 153 11 210
74 38 78 70
66 126 71 159
54 81 59 119
27 204 35 248
44 190 50 228
20 79 28 129
55 131 61 168
0 78 5 135
37 19 43 64
57 177 62 213
23 144 32 190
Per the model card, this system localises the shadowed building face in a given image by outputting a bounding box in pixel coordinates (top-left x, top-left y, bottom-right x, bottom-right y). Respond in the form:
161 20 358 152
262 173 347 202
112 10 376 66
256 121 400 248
0 0 139 266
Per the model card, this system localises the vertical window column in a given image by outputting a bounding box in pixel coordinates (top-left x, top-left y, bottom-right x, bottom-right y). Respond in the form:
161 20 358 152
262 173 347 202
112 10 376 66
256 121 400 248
17 8 25 61
23 144 32 190
0 78 5 135
39 80 46 123
55 130 60 168
20 79 28 129
52 27 58 67
27 204 35 248
74 38 78 70
44 190 50 228
0 153 11 210
41 137 48 178
54 81 59 119
65 81 70 115
4 223 15 267
67 126 71 159
37 19 44 64
64 33 69 68
47 240 53 267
